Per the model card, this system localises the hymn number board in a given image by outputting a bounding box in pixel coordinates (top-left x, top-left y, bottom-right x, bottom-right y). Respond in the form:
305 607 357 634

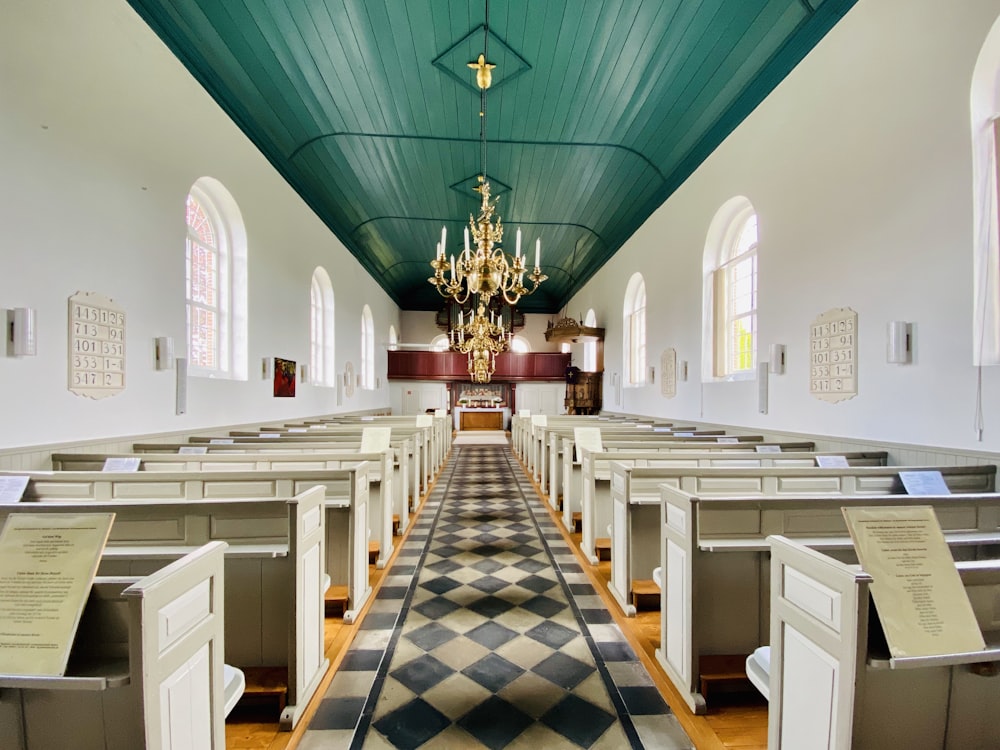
810 307 857 403
68 291 126 399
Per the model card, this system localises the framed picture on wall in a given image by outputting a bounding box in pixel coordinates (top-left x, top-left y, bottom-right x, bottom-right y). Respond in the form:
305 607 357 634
274 357 296 397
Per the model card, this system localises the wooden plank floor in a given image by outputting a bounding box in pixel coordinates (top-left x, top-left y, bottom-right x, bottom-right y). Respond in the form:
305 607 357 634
223 445 769 750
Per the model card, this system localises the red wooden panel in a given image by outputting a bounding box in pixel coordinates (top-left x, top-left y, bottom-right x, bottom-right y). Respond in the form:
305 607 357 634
388 351 569 381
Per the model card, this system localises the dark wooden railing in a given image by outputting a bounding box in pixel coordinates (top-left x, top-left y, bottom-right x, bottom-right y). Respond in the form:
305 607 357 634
387 351 570 381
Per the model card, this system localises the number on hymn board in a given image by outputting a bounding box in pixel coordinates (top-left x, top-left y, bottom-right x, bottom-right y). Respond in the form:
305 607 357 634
68 292 127 399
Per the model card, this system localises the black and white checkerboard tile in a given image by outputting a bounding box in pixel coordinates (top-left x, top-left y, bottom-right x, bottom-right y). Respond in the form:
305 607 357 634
298 445 693 749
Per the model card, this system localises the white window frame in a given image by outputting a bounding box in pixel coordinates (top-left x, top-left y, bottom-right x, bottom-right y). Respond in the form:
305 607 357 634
310 267 335 386
623 273 647 386
703 197 757 381
361 305 374 390
185 178 247 380
583 309 597 372
971 16 1000 365
511 336 531 353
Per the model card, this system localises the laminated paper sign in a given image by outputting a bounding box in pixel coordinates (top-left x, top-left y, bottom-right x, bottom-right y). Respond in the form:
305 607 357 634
843 505 985 658
361 427 392 453
0 513 115 675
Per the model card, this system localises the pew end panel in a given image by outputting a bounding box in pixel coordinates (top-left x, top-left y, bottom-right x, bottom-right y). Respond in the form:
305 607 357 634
283 487 329 730
768 535 1000 750
0 488 331 732
0 542 229 750
343 466 372 625
656 482 1000 717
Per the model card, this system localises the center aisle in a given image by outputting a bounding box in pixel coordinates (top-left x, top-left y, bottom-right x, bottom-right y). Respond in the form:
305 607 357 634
299 442 693 749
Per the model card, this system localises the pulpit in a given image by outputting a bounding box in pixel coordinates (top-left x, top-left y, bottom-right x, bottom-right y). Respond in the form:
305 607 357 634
565 370 602 414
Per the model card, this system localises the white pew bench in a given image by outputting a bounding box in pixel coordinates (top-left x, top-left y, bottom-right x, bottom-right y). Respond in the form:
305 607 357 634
561 434 787 526
2 466 371 620
191 432 421 513
603 450 889 612
657 486 1000 714
135 437 415 531
542 425 716 505
768 535 1000 750
533 421 681 486
244 423 434 498
51 448 399 564
309 414 450 471
512 414 636 462
0 541 228 749
0 489 330 731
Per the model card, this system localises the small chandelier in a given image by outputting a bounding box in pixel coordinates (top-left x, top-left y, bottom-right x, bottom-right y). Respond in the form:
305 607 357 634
449 302 511 383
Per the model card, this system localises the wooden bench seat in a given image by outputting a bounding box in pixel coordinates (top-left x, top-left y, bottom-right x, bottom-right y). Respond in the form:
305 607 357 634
698 654 752 704
594 536 611 561
631 578 659 611
241 666 289 712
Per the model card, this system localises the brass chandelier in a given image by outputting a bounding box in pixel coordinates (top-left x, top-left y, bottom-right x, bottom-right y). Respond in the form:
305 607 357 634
428 0 547 383
449 305 511 383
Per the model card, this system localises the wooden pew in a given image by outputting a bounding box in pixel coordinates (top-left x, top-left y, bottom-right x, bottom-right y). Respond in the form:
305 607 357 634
0 489 330 731
541 424 716 504
191 430 421 512
278 419 439 489
512 413 635 460
51 448 398 564
531 420 681 485
310 413 451 471
0 542 229 749
559 433 783 522
244 418 437 494
767 535 1000 749
147 431 417 520
600 461 996 570
656 483 1000 714
601 450 888 610
0 465 371 620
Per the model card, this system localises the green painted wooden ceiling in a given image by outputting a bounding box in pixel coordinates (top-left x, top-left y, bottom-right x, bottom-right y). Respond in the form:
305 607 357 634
128 0 856 313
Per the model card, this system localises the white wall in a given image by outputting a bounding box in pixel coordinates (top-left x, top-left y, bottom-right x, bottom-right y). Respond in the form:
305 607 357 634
0 0 396 450
568 0 1000 454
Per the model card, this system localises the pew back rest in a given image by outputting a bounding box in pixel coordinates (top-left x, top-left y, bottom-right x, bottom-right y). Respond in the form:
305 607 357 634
172 437 415 467
567 436 776 470
614 463 997 504
0 490 324 548
581 449 878 479
2 466 365 506
51 450 391 484
670 491 1000 543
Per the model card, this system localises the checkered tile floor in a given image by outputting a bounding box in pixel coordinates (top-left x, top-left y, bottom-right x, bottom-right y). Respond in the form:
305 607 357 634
298 445 693 749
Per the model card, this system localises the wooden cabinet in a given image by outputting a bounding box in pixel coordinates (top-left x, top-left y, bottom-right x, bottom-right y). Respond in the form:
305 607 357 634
565 371 602 414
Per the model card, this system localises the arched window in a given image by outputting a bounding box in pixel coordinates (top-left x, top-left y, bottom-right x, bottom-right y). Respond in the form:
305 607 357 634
310 267 335 386
185 177 247 379
623 273 647 386
971 15 1000 365
429 334 450 352
583 309 598 372
361 305 374 390
388 325 398 351
511 336 531 353
704 197 758 379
